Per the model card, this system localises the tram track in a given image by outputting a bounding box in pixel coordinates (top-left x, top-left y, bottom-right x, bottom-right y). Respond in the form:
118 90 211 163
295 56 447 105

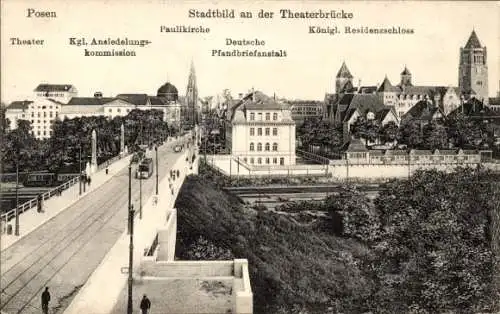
0 141 183 314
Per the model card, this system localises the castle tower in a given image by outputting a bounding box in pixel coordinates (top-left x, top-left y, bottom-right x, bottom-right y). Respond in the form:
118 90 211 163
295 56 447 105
459 30 488 104
400 66 412 87
336 62 353 94
185 60 199 125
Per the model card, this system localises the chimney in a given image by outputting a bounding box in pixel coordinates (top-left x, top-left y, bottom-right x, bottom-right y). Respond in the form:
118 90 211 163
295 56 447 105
94 92 103 98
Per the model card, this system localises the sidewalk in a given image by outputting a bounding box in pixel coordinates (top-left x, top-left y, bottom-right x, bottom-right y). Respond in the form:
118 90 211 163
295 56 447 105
65 149 194 314
0 155 132 251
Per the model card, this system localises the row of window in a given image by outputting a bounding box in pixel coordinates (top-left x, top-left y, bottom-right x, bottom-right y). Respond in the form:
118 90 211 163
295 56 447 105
249 142 278 151
249 112 278 121
243 157 285 165
32 112 56 118
32 130 52 136
37 92 68 97
108 108 131 113
30 105 59 109
250 127 278 136
31 119 54 124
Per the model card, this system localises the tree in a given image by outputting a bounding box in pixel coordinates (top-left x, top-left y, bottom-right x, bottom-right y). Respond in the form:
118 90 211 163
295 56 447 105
371 169 499 313
398 120 424 148
351 117 381 144
422 121 448 149
379 121 399 145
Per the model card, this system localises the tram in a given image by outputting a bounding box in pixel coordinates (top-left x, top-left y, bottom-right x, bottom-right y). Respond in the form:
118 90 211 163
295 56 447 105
136 158 154 179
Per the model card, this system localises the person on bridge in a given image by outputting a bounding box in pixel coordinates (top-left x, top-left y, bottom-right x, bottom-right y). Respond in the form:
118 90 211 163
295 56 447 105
37 194 43 213
41 287 50 314
140 294 151 314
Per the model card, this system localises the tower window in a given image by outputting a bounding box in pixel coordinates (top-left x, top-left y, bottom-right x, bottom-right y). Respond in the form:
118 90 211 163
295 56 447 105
476 81 483 86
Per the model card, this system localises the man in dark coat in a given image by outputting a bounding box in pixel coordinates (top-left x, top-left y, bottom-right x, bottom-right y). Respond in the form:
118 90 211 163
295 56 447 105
140 294 151 314
41 287 50 314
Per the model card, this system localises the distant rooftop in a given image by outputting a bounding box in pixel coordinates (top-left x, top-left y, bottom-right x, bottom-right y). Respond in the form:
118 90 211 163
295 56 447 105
34 84 74 92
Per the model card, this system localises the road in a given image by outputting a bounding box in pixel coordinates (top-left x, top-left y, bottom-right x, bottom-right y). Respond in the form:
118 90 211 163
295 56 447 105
0 139 191 314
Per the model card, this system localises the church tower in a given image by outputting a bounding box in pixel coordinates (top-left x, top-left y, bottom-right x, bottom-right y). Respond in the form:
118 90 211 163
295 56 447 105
400 66 412 87
459 30 488 104
185 60 199 125
335 62 354 94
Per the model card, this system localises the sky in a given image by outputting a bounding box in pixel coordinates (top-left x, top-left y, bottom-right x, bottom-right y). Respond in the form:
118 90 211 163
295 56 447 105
1 0 499 104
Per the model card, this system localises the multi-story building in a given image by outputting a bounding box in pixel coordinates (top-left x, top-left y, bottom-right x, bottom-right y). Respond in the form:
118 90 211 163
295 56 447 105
324 30 489 126
27 98 63 139
459 30 488 105
4 101 32 129
60 92 113 120
226 90 296 166
34 84 77 104
287 100 323 122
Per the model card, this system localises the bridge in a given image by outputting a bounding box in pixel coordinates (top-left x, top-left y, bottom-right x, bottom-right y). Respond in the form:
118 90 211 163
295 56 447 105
0 132 253 314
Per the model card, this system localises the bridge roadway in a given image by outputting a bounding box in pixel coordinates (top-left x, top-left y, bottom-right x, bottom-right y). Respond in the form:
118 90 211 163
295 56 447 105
0 140 189 314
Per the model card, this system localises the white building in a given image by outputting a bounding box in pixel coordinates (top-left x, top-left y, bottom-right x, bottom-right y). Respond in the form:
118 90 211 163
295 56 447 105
4 101 31 129
27 98 63 139
34 83 77 104
226 91 296 166
60 93 113 120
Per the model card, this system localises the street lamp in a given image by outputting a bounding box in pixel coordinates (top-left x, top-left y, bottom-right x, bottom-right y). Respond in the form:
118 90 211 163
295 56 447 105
79 144 82 196
155 146 159 195
127 163 135 314
15 159 19 236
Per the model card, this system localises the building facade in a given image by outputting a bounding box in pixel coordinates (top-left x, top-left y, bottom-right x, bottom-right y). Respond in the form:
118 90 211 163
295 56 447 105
324 30 489 125
226 91 296 166
287 100 323 122
5 101 32 130
34 84 77 104
459 30 488 105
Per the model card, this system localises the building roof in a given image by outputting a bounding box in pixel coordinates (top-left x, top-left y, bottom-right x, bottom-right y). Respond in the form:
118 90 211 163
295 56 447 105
377 76 398 92
464 30 482 49
237 91 287 111
34 84 74 92
401 66 411 75
60 105 104 114
375 108 393 121
358 86 378 94
336 62 353 79
7 100 32 110
116 94 149 106
404 100 443 121
157 82 179 101
66 97 114 106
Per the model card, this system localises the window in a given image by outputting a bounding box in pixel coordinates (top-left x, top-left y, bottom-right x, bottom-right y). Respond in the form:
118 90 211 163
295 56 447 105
476 81 483 86
250 158 254 164
38 112 41 117
31 112 34 117
273 157 277 164
37 131 40 135
257 143 262 151
37 120 40 123
49 112 53 118
31 120 34 123
265 113 270 120
257 128 262 136
243 157 247 162
265 128 270 136
250 128 255 136
250 113 255 120
109 109 112 113
265 158 270 164
265 143 270 151
43 131 46 136
258 113 262 120
273 143 278 151
49 131 52 136
250 143 255 151
117 108 121 113
272 128 278 136
258 157 262 164
273 113 278 120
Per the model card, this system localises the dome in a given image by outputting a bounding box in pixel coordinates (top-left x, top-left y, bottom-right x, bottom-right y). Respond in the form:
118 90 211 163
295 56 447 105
157 82 178 101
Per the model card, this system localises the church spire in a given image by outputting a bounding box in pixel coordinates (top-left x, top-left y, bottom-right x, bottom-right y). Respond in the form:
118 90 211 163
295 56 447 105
185 60 198 125
465 30 482 49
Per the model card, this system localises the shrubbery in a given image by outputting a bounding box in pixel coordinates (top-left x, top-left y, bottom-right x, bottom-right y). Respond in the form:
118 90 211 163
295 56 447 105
175 167 500 313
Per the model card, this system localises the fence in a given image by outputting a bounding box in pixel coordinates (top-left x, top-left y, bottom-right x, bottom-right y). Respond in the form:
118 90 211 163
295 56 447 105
0 176 80 233
1 153 129 234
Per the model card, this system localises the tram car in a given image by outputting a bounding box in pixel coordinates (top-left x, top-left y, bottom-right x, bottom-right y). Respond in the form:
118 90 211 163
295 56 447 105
136 158 154 179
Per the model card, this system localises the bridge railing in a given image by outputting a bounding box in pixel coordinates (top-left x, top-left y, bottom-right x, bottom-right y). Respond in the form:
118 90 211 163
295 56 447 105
1 176 80 233
1 153 130 234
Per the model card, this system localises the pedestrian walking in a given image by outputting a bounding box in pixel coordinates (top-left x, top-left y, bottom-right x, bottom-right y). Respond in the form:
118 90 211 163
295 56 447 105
140 294 151 314
87 176 91 187
37 194 43 213
41 287 50 314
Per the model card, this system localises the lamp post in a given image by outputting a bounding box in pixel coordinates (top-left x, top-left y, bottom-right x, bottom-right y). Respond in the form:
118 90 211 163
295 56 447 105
155 146 159 195
127 164 135 314
139 175 142 220
79 145 82 195
15 159 19 236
